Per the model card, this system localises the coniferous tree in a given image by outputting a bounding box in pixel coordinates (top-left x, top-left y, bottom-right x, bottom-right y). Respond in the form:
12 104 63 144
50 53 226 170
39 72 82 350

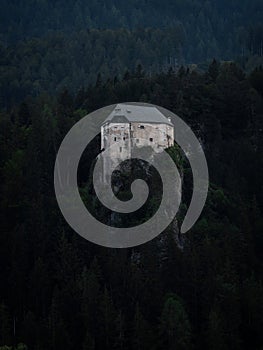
159 294 192 350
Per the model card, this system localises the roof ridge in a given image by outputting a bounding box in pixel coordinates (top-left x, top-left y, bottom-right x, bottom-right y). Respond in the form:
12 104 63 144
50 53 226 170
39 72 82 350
103 104 173 126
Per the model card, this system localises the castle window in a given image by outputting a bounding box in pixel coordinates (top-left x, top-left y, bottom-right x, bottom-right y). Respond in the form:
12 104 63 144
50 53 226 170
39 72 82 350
123 137 125 140
139 125 144 129
114 137 117 141
149 138 153 142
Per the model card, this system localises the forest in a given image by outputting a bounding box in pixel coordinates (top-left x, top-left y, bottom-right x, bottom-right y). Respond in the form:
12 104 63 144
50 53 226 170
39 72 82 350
1 0 263 107
1 61 263 349
1 0 263 349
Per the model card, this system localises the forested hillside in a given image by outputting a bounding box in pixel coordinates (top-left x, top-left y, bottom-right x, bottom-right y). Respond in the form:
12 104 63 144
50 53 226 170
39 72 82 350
1 1 263 349
1 62 263 349
1 0 263 55
0 28 185 107
1 0 263 107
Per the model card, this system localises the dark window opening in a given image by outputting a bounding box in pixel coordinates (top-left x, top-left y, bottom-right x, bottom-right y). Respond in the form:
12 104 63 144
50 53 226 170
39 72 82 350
149 138 153 142
114 137 117 141
139 125 145 129
123 137 125 140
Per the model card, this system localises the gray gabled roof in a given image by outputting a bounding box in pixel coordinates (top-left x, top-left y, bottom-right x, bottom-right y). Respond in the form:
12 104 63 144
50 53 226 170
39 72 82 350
103 104 173 126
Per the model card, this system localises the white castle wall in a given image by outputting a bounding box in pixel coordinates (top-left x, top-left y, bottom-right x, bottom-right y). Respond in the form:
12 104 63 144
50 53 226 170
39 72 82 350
100 121 174 182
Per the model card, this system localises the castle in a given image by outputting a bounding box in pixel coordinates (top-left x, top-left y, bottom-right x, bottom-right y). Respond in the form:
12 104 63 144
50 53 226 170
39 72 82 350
100 104 174 181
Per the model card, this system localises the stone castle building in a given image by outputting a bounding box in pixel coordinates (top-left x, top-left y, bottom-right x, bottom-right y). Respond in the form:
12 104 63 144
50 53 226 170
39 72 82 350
100 104 174 181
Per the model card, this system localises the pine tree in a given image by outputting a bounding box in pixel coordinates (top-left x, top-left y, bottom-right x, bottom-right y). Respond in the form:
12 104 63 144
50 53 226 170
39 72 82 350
132 303 153 350
99 286 117 349
159 294 192 350
207 306 227 350
207 59 220 82
0 303 12 346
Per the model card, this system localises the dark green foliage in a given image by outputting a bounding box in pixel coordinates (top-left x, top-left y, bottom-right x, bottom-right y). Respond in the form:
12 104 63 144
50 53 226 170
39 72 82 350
0 304 12 346
0 0 263 107
159 294 192 350
132 304 153 350
250 66 263 97
0 0 262 62
0 63 263 350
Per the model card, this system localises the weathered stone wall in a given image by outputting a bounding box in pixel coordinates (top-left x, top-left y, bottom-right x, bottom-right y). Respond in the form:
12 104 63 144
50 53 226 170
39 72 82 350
100 121 174 181
101 122 131 181
102 122 174 152
131 122 174 151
